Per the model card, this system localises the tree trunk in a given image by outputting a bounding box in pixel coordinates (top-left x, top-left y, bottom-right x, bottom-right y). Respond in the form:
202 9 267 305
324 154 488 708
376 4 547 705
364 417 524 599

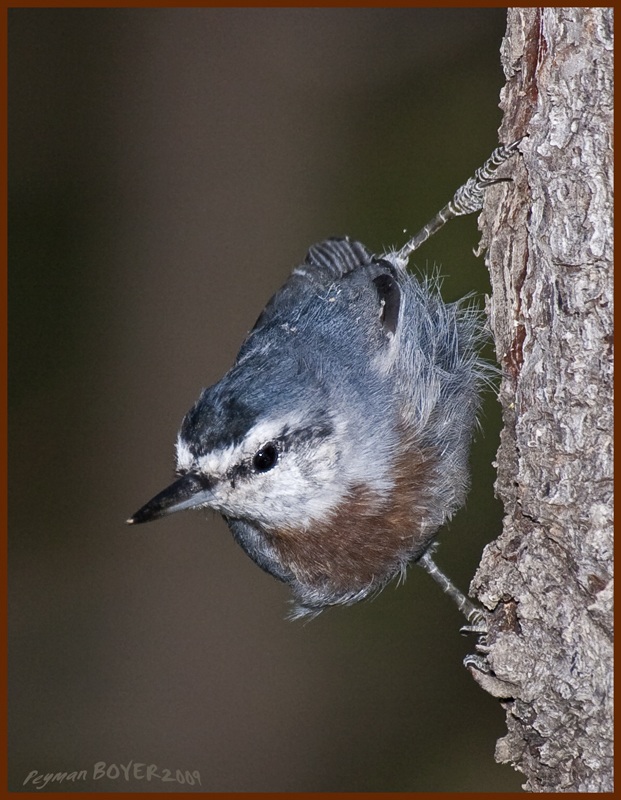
470 8 613 792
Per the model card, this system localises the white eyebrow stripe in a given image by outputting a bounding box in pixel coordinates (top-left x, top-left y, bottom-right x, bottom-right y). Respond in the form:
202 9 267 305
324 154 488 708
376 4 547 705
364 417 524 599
175 438 194 472
195 443 239 476
175 411 312 477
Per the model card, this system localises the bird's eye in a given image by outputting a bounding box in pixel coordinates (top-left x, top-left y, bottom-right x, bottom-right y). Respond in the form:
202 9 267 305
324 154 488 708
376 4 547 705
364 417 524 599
253 443 279 472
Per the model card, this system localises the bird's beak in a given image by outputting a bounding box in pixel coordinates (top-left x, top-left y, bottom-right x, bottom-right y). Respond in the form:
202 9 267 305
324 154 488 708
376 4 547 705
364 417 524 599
126 473 213 525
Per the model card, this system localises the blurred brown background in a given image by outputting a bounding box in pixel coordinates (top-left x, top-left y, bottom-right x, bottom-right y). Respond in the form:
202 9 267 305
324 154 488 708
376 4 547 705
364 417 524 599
9 8 524 792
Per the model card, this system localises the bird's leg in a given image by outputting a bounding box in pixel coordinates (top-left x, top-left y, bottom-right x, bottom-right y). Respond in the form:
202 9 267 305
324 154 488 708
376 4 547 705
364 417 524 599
418 546 486 626
396 137 525 262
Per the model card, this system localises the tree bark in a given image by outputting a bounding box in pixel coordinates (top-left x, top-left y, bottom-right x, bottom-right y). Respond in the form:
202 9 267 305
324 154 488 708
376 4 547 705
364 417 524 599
470 8 613 792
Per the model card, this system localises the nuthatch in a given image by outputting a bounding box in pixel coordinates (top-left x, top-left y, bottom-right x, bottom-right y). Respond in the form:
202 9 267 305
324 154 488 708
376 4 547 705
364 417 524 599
128 141 521 620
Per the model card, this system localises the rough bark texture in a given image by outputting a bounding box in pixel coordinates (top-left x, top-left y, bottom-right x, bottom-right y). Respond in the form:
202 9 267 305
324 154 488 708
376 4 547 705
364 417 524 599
470 8 613 792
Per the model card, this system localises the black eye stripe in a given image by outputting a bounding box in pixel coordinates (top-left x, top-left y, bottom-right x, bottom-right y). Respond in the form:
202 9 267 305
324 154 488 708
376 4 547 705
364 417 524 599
253 442 279 472
229 423 334 481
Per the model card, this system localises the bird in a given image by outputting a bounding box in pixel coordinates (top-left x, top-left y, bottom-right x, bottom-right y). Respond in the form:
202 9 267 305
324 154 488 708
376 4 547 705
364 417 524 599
128 140 521 620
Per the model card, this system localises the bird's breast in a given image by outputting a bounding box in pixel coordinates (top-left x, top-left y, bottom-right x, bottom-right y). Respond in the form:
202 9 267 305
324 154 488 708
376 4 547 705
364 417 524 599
266 444 440 604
